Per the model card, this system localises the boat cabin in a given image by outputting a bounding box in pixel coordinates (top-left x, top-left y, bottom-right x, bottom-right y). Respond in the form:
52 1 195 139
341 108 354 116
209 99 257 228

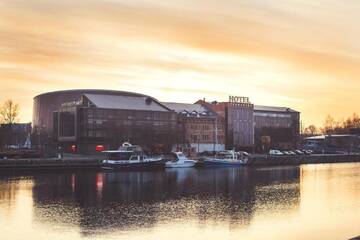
104 150 146 161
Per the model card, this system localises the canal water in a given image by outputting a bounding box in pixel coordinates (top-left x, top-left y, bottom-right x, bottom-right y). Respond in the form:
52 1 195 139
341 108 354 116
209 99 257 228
0 163 359 240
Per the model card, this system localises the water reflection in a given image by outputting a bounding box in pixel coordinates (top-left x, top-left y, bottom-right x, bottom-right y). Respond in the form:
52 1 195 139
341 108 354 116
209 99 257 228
2 164 359 239
23 167 300 236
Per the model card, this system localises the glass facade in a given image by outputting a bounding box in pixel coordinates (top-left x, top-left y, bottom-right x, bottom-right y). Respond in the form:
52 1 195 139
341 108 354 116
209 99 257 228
55 105 178 153
254 111 300 152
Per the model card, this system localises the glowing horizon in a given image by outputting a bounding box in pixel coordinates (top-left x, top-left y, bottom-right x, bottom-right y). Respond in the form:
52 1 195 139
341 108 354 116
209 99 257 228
1 0 360 126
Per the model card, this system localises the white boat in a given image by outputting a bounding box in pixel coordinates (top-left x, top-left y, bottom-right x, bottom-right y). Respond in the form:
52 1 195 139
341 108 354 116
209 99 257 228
165 152 197 168
102 142 164 170
203 150 248 167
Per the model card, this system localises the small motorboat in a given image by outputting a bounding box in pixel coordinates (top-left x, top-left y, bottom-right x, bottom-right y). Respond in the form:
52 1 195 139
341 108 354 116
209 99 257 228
203 150 248 167
102 142 164 170
165 152 197 168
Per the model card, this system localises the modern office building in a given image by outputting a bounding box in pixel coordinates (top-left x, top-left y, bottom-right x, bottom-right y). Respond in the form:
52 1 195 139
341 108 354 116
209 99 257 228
33 89 153 135
53 92 178 153
163 102 225 155
254 106 300 152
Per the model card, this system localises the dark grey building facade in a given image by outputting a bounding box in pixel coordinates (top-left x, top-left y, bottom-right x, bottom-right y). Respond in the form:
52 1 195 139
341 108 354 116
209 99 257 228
53 93 178 153
254 106 300 152
33 89 152 135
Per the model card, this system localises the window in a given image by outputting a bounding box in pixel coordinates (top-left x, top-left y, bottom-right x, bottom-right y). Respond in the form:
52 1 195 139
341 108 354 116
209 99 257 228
191 135 198 142
202 135 209 141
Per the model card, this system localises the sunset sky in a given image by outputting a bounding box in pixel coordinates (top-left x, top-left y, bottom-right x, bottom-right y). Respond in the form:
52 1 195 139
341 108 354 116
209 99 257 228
1 0 360 126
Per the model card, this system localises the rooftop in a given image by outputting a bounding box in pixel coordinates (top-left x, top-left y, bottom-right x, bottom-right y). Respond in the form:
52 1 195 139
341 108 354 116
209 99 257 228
162 102 209 113
254 105 299 113
304 134 359 140
84 94 171 112
34 89 150 99
162 102 216 117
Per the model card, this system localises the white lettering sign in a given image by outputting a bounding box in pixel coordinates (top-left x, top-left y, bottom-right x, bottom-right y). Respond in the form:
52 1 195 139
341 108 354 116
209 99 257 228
229 96 250 104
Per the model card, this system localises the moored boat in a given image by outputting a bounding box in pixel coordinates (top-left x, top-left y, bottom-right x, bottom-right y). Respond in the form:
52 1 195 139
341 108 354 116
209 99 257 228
165 152 197 168
102 143 164 170
203 150 248 167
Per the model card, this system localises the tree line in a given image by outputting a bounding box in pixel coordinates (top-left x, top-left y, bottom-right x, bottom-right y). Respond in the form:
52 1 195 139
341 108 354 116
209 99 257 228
304 113 360 136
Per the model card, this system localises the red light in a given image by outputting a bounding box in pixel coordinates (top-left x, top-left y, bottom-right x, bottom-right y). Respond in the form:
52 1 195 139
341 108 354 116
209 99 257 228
96 145 105 152
71 145 77 153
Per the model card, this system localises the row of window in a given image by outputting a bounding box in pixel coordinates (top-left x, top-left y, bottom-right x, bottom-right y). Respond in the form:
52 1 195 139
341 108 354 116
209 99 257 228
189 134 224 142
84 109 176 121
190 124 211 130
85 119 175 128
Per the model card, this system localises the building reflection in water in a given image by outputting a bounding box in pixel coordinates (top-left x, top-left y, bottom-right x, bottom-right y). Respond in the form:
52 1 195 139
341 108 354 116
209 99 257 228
24 166 300 236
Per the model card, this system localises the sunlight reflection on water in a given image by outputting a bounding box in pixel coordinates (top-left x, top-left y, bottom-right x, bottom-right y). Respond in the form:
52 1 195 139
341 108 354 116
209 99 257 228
0 163 359 240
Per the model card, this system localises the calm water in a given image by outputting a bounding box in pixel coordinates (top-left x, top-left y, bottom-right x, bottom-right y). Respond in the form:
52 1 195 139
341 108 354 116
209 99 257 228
0 163 360 240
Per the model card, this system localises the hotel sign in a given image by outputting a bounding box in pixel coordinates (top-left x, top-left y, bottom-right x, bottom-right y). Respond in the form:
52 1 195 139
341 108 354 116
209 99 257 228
229 96 250 104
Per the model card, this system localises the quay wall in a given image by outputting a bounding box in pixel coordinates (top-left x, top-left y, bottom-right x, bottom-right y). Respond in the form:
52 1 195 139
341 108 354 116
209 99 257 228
0 158 101 170
247 154 360 166
1 154 360 170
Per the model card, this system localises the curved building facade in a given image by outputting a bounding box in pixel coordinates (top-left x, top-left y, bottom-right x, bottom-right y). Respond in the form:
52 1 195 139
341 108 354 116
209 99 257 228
32 89 151 134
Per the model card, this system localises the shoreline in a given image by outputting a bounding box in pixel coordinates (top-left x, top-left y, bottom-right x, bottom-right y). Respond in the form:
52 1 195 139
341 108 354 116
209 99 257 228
0 154 360 170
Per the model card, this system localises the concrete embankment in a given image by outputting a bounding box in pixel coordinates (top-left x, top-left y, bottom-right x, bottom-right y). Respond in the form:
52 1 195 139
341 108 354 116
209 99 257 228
247 154 360 166
0 158 102 170
1 154 360 170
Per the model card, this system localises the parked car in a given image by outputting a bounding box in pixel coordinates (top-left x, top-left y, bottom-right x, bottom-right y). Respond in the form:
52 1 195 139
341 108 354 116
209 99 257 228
238 151 250 157
269 150 284 155
294 150 305 155
283 151 293 156
302 150 313 155
288 151 297 155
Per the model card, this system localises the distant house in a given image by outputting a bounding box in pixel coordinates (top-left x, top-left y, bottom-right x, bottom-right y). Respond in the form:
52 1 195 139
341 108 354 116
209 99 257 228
303 134 360 152
0 123 32 149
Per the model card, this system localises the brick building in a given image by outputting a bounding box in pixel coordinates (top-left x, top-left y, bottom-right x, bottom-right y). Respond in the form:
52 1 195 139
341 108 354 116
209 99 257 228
163 102 225 155
197 96 300 153
196 96 255 151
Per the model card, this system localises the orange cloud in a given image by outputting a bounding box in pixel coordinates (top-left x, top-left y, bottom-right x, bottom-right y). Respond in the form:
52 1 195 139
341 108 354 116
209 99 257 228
1 0 360 126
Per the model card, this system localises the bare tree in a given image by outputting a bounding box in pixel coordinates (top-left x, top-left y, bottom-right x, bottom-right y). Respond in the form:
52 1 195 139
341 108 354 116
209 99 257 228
323 115 335 134
319 113 360 135
304 125 318 136
344 113 360 129
0 99 20 124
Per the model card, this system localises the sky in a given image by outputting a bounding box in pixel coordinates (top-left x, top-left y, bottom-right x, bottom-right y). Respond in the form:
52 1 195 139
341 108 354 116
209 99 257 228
1 0 360 126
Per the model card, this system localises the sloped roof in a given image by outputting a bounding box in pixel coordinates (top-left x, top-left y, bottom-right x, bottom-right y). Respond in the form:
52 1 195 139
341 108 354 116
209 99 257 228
84 94 170 112
254 105 299 113
162 102 209 113
305 134 359 140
